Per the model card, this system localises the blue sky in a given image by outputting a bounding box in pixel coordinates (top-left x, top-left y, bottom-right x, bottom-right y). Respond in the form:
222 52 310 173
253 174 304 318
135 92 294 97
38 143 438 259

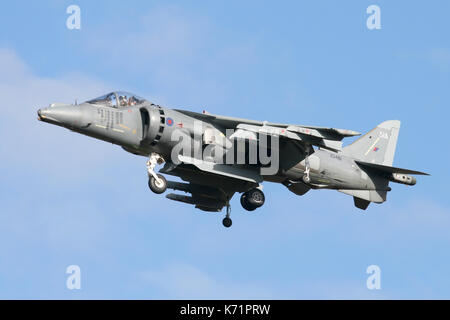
0 0 449 299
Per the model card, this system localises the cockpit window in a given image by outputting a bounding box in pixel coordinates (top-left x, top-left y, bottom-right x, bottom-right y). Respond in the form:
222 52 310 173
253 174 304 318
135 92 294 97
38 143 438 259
87 92 117 107
116 91 145 107
87 91 146 108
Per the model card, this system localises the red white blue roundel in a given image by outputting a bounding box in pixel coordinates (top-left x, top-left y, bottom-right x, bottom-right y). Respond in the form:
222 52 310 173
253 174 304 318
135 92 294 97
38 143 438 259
166 117 174 126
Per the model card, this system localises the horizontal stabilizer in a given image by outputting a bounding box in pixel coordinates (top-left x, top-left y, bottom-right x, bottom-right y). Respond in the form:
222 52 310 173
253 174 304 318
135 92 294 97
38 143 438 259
355 161 429 176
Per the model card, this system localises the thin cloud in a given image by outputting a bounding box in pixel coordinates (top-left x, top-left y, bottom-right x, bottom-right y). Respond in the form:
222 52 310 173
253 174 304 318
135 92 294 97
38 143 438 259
395 48 450 71
0 48 122 178
140 263 273 299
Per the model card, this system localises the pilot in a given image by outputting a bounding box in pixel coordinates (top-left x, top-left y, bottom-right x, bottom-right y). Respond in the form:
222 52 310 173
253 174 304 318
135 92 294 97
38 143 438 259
119 95 127 107
128 96 137 106
107 94 115 106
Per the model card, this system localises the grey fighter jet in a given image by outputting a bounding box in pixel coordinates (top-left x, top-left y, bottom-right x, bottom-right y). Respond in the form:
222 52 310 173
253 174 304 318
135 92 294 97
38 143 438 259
37 91 429 228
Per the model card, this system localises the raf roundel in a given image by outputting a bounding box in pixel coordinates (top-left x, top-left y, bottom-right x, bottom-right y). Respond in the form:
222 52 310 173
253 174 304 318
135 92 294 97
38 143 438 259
166 117 174 126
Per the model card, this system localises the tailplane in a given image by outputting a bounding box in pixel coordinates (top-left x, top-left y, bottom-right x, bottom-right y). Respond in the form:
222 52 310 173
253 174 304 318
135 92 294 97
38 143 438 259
340 120 429 210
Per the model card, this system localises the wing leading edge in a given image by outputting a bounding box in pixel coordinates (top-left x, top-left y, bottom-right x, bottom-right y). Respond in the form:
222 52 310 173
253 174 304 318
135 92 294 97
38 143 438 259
174 109 360 141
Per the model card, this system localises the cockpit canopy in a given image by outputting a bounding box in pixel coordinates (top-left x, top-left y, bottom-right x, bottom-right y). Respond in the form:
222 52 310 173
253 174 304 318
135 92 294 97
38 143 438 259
86 92 146 108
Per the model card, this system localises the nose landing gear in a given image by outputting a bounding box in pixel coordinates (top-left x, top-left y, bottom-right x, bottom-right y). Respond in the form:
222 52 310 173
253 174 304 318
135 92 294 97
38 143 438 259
147 153 167 194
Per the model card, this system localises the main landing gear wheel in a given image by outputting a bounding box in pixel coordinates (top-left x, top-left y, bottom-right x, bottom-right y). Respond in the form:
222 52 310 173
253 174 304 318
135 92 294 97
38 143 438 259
240 188 265 211
247 188 265 207
240 194 256 211
148 174 167 194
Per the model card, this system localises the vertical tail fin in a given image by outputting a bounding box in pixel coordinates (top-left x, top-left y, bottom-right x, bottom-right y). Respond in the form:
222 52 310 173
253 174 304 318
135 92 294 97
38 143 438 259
343 120 401 165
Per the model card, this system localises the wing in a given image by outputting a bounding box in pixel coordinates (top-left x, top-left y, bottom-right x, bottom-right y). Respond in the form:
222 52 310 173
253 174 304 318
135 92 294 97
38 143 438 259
175 109 360 152
166 110 362 209
160 161 258 212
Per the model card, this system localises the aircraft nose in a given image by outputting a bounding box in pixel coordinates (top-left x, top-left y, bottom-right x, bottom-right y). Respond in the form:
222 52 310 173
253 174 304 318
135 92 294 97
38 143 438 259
37 105 83 128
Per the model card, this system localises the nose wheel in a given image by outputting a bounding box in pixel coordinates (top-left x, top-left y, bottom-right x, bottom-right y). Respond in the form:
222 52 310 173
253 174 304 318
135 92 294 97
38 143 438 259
148 174 167 194
222 204 232 228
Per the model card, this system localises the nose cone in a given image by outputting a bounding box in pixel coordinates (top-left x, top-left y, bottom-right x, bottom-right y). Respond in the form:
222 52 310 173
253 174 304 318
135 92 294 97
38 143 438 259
37 105 83 128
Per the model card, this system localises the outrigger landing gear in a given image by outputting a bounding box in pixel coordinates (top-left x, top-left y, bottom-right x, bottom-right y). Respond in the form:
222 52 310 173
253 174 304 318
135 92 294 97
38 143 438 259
147 153 167 194
222 203 232 228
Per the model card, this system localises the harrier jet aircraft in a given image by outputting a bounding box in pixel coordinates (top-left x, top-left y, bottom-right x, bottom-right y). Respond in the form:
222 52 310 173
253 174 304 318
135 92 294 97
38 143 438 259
37 91 429 227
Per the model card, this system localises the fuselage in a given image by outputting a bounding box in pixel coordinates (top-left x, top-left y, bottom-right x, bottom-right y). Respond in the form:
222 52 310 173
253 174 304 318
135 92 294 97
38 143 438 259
37 98 385 193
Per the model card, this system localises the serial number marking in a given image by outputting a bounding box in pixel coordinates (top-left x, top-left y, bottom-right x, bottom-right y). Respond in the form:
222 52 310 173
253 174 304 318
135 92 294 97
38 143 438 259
223 304 271 315
330 153 342 160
